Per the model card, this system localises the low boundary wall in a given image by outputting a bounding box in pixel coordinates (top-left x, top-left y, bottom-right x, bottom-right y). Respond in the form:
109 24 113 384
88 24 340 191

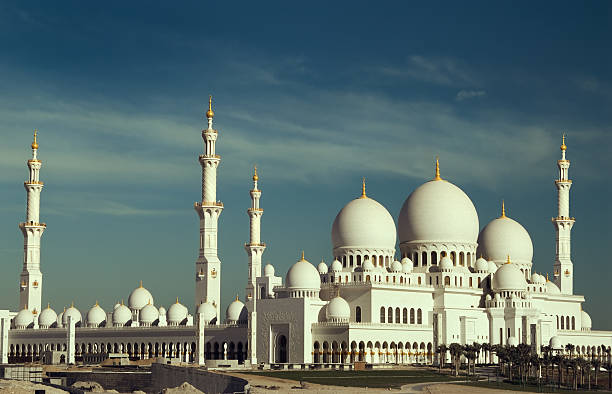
150 364 249 393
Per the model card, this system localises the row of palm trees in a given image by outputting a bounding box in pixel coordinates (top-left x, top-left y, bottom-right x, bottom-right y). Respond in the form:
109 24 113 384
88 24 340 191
436 342 612 391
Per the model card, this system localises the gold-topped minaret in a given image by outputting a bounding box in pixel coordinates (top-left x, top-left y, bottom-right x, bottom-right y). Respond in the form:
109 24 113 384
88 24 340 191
253 165 258 182
560 133 566 151
206 95 214 119
31 129 38 150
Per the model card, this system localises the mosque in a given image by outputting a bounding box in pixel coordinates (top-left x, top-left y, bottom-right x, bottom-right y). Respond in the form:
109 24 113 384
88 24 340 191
0 97 611 367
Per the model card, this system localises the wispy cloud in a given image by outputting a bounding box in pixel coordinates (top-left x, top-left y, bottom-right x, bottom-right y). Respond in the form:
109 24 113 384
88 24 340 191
456 89 487 101
378 55 477 87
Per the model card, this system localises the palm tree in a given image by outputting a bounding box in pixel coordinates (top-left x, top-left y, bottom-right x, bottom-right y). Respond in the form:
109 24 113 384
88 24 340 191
436 344 447 373
584 358 592 390
481 343 491 365
473 342 482 368
592 358 601 388
552 354 564 389
604 361 612 391
541 346 552 384
448 343 463 377
565 343 575 357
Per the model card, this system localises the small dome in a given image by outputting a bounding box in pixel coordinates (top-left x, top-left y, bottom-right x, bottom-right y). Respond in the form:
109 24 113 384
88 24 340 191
158 306 166 315
477 213 533 267
330 259 342 272
390 260 402 273
167 300 188 325
57 310 64 327
401 258 413 273
362 259 375 271
549 336 563 350
398 178 479 245
86 303 106 328
531 273 546 285
546 280 561 294
226 297 247 324
317 261 329 274
331 193 396 251
488 260 498 273
14 308 34 329
38 306 57 328
196 301 216 324
128 282 154 311
139 303 159 325
485 294 492 301
62 305 82 326
264 263 275 277
439 256 454 271
326 296 350 323
507 336 518 347
581 310 592 330
285 255 321 290
112 304 132 326
492 261 526 292
475 257 489 273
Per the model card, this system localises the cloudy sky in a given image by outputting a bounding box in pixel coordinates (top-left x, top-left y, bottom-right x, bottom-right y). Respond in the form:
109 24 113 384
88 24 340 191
0 2 610 327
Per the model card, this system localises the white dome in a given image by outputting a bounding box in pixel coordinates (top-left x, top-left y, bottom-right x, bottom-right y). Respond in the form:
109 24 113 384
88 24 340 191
14 308 34 329
401 258 413 273
158 306 166 315
285 256 320 290
317 261 329 274
226 298 247 323
487 260 498 273
139 303 159 325
475 257 489 273
62 305 82 326
507 336 518 347
581 310 592 330
38 306 57 328
331 194 396 251
398 179 479 244
330 259 342 272
391 260 402 273
86 303 106 327
196 302 216 323
531 273 546 285
477 213 533 266
492 262 527 292
439 256 454 271
362 259 375 271
264 263 275 277
326 296 351 323
549 336 563 349
167 300 188 325
546 280 561 294
128 283 154 310
112 304 132 326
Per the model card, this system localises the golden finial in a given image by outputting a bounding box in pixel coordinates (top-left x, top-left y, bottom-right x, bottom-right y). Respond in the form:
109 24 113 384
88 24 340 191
360 177 367 199
561 134 567 151
147 299 151 305
235 294 239 301
206 95 214 119
434 156 442 181
31 129 39 150
47 303 50 309
139 280 143 288
546 273 549 282
505 255 511 264
176 297 179 304
95 300 98 307
336 287 340 297
501 200 506 218
253 165 258 182
71 301 74 308
121 299 124 306
300 251 305 261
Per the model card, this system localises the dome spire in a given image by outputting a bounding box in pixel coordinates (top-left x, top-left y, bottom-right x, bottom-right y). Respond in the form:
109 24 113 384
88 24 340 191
500 200 506 218
206 95 215 130
253 165 258 182
561 133 566 151
505 255 511 264
31 129 38 150
300 250 305 261
360 177 367 199
434 156 442 181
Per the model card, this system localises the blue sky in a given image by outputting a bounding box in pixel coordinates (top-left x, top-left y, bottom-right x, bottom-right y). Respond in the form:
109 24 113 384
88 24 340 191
0 2 611 327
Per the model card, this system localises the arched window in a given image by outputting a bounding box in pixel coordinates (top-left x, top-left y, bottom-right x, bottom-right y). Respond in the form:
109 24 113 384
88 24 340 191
418 277 422 285
469 277 473 287
388 307 393 324
571 316 575 330
366 275 371 282
372 255 377 265
422 252 427 266
459 252 465 266
466 252 471 266
454 277 457 286
349 255 353 267
414 252 419 266
410 308 415 324
566 316 570 330
431 251 437 265
556 316 559 329
561 316 565 329
477 277 481 287
429 277 432 285
450 251 456 264
417 309 423 324
395 308 400 323
436 276 439 285
380 307 385 323
356 307 362 323
357 255 362 266
444 276 450 286
403 308 408 324
342 256 347 267
460 277 463 286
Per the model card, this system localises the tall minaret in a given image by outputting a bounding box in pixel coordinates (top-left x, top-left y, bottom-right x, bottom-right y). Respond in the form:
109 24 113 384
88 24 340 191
194 96 224 318
245 166 266 300
552 134 575 294
18 130 46 315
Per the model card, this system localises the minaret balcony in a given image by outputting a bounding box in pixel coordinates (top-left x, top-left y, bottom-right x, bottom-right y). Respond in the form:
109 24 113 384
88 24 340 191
24 181 44 185
199 154 220 159
245 242 266 247
20 280 27 289
196 201 224 207
247 208 264 213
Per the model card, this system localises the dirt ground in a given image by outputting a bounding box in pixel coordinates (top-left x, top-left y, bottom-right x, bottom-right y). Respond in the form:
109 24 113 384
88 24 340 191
0 379 68 394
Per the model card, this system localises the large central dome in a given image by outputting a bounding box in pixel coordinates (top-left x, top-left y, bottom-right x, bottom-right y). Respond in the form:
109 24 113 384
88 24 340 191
331 183 396 250
398 178 479 244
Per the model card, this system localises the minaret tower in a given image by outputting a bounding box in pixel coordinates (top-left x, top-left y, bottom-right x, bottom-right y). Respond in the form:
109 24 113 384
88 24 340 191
245 166 266 300
552 134 575 294
18 130 46 315
194 96 224 317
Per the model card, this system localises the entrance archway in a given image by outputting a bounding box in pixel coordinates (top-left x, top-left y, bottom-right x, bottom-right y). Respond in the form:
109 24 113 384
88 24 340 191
276 335 287 363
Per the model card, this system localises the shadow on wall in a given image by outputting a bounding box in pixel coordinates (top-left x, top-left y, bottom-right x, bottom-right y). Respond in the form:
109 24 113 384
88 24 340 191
150 364 249 393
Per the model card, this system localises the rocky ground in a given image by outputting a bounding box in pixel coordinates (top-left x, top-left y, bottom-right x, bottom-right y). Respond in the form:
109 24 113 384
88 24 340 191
0 379 68 394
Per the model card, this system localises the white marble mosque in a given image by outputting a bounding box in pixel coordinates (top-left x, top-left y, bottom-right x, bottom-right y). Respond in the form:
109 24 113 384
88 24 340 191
1 97 611 367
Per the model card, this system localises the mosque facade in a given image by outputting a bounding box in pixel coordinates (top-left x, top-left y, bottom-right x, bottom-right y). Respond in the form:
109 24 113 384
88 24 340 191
1 100 611 367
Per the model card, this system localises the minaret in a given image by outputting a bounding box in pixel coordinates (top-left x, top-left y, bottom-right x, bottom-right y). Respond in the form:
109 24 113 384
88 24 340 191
552 134 575 294
18 130 46 316
194 96 224 318
245 166 266 300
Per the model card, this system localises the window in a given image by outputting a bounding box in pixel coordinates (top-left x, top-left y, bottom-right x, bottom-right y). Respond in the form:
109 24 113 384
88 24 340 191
566 316 570 330
422 252 427 266
349 255 354 267
571 316 575 330
459 252 465 266
395 308 400 323
372 255 377 265
556 316 559 329
357 255 361 266
366 275 370 282
444 276 450 286
499 328 503 345
414 252 419 266
380 307 385 323
478 277 481 286
388 307 393 324
450 251 456 264
469 277 473 287
431 251 437 265
403 308 408 324
507 328 510 338
343 256 346 267
410 308 415 324
417 309 422 324
356 307 362 323
418 277 422 285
